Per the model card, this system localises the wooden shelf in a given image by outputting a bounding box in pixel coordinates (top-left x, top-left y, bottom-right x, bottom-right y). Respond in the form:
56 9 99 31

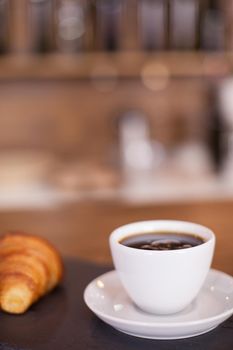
0 52 231 80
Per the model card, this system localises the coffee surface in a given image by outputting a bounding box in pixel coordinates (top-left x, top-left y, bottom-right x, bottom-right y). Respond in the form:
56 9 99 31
120 232 205 250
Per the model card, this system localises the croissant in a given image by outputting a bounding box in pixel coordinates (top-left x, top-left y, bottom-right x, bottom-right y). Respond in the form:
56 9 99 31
0 232 63 314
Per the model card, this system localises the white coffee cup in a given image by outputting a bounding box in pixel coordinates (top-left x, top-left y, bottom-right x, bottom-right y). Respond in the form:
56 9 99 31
109 220 215 315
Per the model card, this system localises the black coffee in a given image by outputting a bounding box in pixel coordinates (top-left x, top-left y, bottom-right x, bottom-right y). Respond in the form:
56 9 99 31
120 232 205 251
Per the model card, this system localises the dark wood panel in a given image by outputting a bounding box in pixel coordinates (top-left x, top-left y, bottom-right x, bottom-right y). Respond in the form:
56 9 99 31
0 79 208 157
0 199 232 275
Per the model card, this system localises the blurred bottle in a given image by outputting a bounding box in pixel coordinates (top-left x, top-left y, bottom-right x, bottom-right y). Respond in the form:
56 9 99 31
8 0 29 53
139 0 167 50
169 0 199 50
200 0 224 50
120 0 139 51
219 79 233 180
119 111 153 174
207 86 226 173
0 0 9 53
118 111 165 186
29 0 55 53
94 0 123 51
55 0 87 53
222 0 233 50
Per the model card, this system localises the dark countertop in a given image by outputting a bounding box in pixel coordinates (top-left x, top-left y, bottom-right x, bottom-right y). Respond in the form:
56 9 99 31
0 258 232 350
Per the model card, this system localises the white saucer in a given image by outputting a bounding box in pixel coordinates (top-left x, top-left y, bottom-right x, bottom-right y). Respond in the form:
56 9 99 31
84 269 233 340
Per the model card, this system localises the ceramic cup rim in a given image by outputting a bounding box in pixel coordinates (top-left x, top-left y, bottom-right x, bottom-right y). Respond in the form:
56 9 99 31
110 220 215 254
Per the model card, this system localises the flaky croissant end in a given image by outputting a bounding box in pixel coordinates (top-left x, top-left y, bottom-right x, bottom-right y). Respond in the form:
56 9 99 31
0 232 63 314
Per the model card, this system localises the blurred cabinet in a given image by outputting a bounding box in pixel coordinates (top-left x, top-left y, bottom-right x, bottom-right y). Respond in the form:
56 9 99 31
0 0 230 165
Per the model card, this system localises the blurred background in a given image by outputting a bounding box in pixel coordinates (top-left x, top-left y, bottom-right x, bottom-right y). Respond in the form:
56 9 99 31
0 0 232 273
